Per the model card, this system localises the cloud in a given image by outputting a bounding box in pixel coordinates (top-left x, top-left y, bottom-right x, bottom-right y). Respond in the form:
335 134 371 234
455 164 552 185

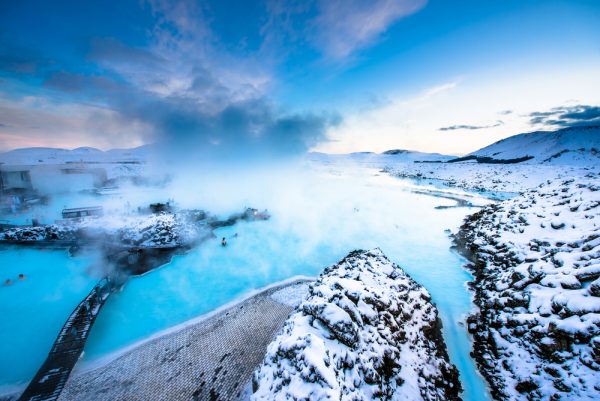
89 37 164 66
128 97 339 162
0 0 427 155
420 81 459 99
261 0 427 62
24 66 337 159
309 0 427 60
439 120 504 131
528 104 600 128
0 0 339 158
43 71 125 96
0 34 49 75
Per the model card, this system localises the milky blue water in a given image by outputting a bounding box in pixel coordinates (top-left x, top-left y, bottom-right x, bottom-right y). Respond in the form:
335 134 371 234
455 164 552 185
0 248 98 393
0 166 492 400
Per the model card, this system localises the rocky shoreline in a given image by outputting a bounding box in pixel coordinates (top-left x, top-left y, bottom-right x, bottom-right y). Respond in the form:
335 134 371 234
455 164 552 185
453 174 600 400
252 249 461 401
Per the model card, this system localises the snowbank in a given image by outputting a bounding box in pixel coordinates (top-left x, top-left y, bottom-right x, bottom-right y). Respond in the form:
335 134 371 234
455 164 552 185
252 248 461 401
454 174 600 400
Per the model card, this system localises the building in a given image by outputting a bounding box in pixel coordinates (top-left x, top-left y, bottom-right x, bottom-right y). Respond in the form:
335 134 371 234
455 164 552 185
0 164 108 194
62 206 104 219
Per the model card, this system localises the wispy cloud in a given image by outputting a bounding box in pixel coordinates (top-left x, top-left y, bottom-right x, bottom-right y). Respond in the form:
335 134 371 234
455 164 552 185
261 0 427 62
422 81 458 98
310 0 427 60
439 120 504 132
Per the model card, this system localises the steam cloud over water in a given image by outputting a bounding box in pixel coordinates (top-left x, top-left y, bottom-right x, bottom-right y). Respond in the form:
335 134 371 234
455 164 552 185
142 99 340 164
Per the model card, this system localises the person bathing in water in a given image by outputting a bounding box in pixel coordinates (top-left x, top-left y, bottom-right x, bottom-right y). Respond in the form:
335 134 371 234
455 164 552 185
4 274 26 286
221 237 227 246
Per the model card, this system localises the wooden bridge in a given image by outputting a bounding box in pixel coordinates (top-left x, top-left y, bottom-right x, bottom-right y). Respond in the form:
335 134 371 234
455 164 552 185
18 278 113 401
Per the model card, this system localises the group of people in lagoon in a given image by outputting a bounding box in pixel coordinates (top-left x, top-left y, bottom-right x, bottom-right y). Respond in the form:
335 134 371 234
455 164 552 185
4 273 26 286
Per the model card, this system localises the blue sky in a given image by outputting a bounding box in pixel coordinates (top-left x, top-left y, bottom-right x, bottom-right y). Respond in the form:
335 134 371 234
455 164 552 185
0 0 599 155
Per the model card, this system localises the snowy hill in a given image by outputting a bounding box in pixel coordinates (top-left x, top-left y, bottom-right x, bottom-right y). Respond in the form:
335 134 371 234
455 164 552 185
468 125 600 165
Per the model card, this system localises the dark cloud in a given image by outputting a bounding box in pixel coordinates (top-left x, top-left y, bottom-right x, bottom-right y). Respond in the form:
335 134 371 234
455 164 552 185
40 68 337 161
130 97 338 162
88 38 165 67
43 72 124 95
439 120 504 132
0 34 49 75
528 105 600 128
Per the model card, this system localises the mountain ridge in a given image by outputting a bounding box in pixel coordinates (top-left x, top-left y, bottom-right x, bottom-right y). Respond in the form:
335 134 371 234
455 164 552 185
466 125 600 164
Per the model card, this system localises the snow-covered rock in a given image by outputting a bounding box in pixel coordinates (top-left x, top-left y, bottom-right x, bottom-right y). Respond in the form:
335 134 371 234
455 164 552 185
454 174 600 400
1 224 79 241
1 211 211 247
252 248 461 401
115 211 211 247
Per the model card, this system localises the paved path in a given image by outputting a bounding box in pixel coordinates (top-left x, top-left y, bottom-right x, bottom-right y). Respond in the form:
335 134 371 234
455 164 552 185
58 279 310 401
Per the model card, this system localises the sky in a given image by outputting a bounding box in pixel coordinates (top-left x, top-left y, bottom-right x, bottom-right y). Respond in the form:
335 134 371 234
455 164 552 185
0 0 599 156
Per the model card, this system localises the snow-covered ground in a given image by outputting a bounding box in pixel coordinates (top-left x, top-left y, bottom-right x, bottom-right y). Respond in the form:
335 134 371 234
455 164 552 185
252 248 461 401
385 163 595 194
454 173 600 400
317 125 599 195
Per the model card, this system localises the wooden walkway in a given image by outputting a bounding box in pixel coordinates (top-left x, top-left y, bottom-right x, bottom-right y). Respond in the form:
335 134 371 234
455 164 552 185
17 278 113 401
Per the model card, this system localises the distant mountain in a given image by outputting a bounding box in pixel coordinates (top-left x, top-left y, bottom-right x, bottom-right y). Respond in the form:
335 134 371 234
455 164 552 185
466 125 600 165
309 149 454 165
0 145 152 165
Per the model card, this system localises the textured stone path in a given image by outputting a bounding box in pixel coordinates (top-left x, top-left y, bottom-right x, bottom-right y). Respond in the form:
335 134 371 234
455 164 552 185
58 279 310 401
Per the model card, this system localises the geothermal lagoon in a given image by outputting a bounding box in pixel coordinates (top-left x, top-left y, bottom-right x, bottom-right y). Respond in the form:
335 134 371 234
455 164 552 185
0 164 496 400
